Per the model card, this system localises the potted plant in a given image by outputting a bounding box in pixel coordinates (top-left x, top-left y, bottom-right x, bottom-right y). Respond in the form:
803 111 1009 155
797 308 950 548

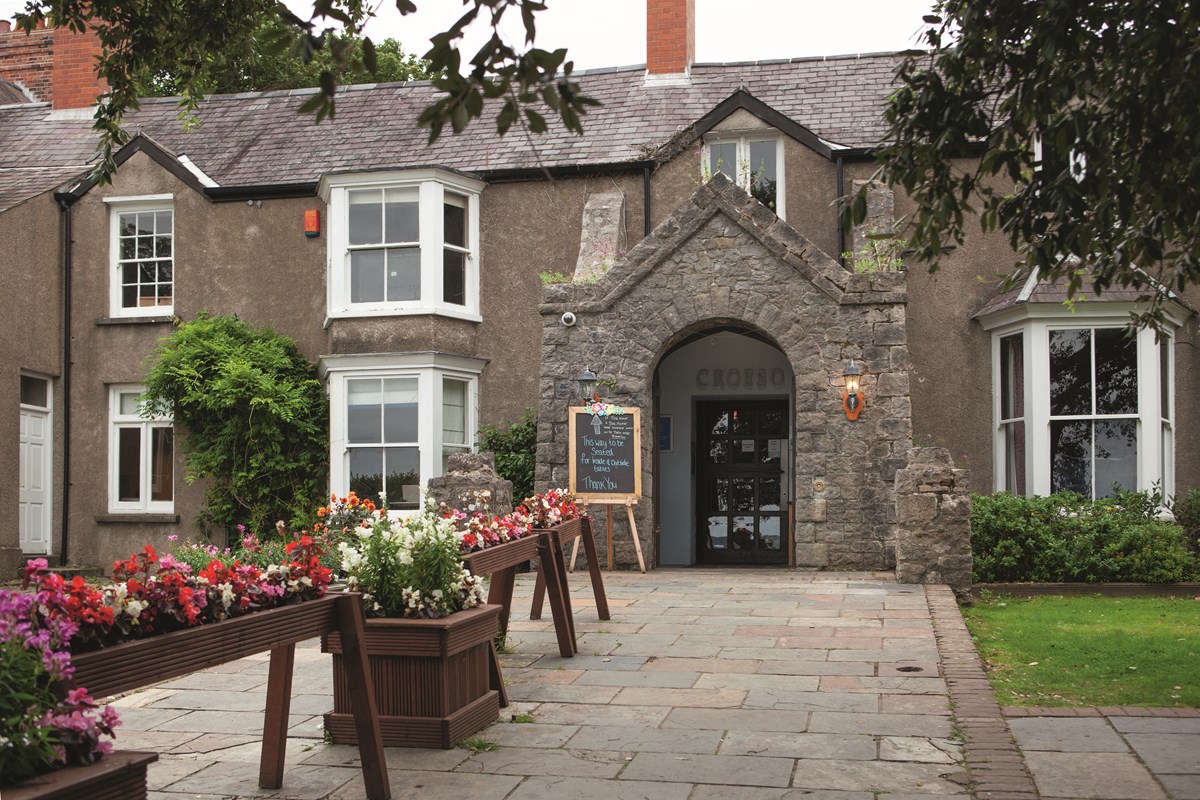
0 577 155 799
323 500 503 749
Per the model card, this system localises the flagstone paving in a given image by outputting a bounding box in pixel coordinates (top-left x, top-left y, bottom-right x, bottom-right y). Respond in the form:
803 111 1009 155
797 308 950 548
102 568 1200 799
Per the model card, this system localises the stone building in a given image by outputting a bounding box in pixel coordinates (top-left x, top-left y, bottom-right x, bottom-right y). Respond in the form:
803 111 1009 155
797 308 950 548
1 1 1196 577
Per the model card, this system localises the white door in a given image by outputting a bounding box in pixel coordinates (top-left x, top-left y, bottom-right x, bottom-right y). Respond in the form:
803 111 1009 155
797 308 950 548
19 399 52 555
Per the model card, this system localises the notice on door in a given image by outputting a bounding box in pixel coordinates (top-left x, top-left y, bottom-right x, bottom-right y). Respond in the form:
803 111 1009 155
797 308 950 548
569 406 642 501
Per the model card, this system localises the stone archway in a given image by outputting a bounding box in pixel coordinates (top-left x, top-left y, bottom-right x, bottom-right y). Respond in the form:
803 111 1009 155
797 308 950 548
536 174 913 570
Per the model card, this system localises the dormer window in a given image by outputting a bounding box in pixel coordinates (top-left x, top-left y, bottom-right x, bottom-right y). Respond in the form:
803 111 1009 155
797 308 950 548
324 169 484 321
703 133 785 218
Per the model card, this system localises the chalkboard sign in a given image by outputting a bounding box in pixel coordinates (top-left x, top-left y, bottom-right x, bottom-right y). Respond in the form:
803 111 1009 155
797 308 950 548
569 407 642 501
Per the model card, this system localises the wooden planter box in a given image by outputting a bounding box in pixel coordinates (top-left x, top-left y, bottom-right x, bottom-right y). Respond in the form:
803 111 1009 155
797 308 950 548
323 603 502 749
5 750 157 800
461 535 541 578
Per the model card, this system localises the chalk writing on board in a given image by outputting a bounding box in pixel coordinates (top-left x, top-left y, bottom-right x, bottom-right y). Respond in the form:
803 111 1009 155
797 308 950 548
569 407 641 499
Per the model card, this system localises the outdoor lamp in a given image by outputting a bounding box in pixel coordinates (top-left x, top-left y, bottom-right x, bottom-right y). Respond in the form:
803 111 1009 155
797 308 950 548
842 359 864 421
577 366 598 406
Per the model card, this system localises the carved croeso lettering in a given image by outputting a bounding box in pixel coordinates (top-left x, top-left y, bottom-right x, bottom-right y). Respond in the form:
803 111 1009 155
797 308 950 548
695 366 789 389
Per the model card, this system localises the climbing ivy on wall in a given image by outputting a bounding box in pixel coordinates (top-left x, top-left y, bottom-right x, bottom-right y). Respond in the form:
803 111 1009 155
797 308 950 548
141 314 328 539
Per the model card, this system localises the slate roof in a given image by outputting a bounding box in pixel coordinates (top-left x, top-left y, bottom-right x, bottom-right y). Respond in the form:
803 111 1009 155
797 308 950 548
0 78 33 105
973 268 1194 318
0 52 904 202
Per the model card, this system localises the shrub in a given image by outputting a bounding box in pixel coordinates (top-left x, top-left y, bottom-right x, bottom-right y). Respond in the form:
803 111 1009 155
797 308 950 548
142 314 329 539
478 409 536 500
1170 488 1200 556
971 490 1200 583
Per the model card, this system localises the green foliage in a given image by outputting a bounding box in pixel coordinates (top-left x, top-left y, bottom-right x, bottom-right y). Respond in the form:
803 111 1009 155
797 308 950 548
0 641 59 784
18 1 597 183
841 228 907 276
846 1 1200 330
137 14 430 97
458 737 496 752
971 491 1200 583
478 409 537 500
141 314 328 538
538 271 572 285
1169 488 1200 556
963 595 1200 707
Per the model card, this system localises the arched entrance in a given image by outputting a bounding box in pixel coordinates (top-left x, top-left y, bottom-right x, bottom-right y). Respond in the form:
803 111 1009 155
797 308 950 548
654 324 794 566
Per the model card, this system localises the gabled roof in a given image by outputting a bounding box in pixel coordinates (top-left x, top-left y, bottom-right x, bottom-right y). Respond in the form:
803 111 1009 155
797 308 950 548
57 132 218 203
974 268 1197 321
0 78 33 105
0 53 904 193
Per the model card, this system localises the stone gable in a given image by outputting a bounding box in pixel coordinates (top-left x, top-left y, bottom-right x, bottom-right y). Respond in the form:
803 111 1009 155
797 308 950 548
537 174 913 570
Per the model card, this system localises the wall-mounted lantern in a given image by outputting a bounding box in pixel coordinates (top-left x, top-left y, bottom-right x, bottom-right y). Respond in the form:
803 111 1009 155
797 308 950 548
577 366 598 406
841 360 864 421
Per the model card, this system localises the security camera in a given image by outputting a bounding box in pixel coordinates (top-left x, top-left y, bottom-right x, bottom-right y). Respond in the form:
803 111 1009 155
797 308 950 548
561 311 577 327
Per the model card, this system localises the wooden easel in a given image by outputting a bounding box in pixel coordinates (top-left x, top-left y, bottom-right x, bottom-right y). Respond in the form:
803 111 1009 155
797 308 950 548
571 496 645 573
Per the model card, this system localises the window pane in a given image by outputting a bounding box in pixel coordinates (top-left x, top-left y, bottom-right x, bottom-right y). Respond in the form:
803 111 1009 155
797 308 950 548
1094 328 1137 415
347 379 382 443
1160 336 1171 419
760 517 781 551
748 140 777 211
382 378 418 443
732 478 755 511
731 516 754 549
384 446 421 508
20 376 48 408
135 212 155 236
1004 420 1026 495
118 427 142 502
442 379 467 445
760 408 786 436
155 235 172 258
384 190 419 242
443 249 465 305
444 195 466 247
118 392 141 416
1049 329 1092 416
154 211 172 235
348 190 383 245
1050 419 1091 495
385 248 421 302
350 249 385 302
150 427 173 502
1094 419 1136 497
1000 333 1024 419
709 142 736 181
760 477 781 510
348 447 383 505
707 516 728 549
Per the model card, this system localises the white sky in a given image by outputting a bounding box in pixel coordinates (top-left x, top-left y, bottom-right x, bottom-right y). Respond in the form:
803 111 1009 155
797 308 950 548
0 1 938 70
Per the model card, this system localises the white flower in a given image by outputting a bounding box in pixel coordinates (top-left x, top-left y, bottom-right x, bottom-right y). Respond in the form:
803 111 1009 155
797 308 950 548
125 599 145 618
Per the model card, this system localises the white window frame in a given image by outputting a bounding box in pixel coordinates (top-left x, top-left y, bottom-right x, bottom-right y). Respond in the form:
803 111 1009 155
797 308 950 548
321 169 485 322
701 132 786 219
108 384 174 513
982 304 1178 499
321 352 484 514
106 194 175 318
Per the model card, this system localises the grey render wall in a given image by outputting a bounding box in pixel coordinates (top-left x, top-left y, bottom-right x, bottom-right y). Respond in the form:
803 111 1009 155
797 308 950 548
536 175 913 570
1 192 63 574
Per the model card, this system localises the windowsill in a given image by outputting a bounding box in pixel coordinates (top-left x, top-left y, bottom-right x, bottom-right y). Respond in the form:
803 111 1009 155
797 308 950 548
95 513 180 524
326 306 483 324
96 315 175 326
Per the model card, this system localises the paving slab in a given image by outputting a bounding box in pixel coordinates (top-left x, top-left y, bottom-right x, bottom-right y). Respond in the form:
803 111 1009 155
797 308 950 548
790 758 967 794
620 752 795 787
507 775 694 800
1023 750 1167 799
455 746 627 778
1009 716 1130 752
565 724 724 754
1124 732 1200 774
718 730 877 760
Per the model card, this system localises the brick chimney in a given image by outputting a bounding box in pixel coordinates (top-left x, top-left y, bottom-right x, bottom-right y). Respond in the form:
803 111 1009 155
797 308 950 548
0 16 105 109
645 0 694 85
51 21 104 110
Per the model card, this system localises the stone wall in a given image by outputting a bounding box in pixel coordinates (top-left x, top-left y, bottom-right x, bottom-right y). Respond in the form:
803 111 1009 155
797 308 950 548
536 174 913 570
426 453 515 517
894 447 972 592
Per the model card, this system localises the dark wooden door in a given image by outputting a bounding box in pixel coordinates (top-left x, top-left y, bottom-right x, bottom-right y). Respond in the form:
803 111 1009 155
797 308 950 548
696 399 788 565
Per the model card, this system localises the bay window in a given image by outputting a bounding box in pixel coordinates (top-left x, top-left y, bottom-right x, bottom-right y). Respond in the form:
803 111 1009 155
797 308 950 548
984 308 1178 499
322 353 484 511
323 170 483 320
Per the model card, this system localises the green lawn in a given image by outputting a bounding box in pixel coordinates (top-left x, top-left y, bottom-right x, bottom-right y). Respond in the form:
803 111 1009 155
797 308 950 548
962 594 1200 708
